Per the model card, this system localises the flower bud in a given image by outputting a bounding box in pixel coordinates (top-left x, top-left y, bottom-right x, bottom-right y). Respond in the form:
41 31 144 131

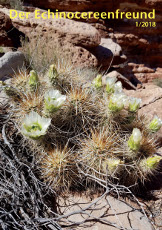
92 74 102 89
21 111 51 140
128 128 142 152
148 115 162 133
106 77 117 94
44 89 66 113
48 64 58 82
28 70 39 90
128 97 141 112
140 156 161 172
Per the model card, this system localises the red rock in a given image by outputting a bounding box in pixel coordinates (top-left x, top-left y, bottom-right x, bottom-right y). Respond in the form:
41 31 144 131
0 8 126 69
0 11 13 46
24 0 117 12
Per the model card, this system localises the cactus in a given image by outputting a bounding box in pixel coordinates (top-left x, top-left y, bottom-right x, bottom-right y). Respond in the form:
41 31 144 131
105 76 117 94
44 89 66 114
92 74 102 89
2 62 162 193
128 128 142 152
40 147 79 192
108 93 128 113
139 156 161 173
48 64 58 83
21 111 51 140
148 115 162 133
128 97 141 113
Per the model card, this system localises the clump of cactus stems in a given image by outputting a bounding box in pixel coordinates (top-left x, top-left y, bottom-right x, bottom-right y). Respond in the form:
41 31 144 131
2 63 162 194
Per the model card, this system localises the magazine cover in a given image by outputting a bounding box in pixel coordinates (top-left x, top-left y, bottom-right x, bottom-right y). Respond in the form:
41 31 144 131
0 0 161 229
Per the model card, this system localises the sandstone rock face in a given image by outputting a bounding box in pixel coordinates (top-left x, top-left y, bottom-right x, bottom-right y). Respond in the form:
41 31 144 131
24 0 116 12
125 84 162 145
0 8 125 69
24 0 162 12
3 9 100 48
0 51 25 80
23 0 162 83
90 38 127 69
0 10 26 48
0 11 13 47
1 0 161 82
110 1 162 83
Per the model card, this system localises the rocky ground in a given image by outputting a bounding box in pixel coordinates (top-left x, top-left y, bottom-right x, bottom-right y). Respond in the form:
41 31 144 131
0 0 162 83
0 0 161 229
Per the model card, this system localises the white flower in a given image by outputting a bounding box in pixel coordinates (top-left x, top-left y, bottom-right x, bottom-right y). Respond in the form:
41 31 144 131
132 128 142 143
128 128 142 151
148 115 162 132
108 93 128 112
114 81 123 93
128 97 141 112
21 111 51 139
44 89 66 113
106 77 117 93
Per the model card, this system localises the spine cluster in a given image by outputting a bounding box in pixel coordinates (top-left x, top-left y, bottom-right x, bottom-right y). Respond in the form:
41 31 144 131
1 63 162 193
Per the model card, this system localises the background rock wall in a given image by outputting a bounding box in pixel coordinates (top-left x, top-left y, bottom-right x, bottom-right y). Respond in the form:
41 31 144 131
0 0 161 84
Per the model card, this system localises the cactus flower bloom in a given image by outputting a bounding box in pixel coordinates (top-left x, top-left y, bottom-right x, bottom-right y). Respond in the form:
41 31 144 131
114 81 123 93
28 70 39 90
148 115 162 133
21 111 51 139
92 74 102 89
140 156 161 172
128 97 142 112
108 93 128 112
48 64 58 82
106 77 117 93
44 89 66 113
128 128 142 152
